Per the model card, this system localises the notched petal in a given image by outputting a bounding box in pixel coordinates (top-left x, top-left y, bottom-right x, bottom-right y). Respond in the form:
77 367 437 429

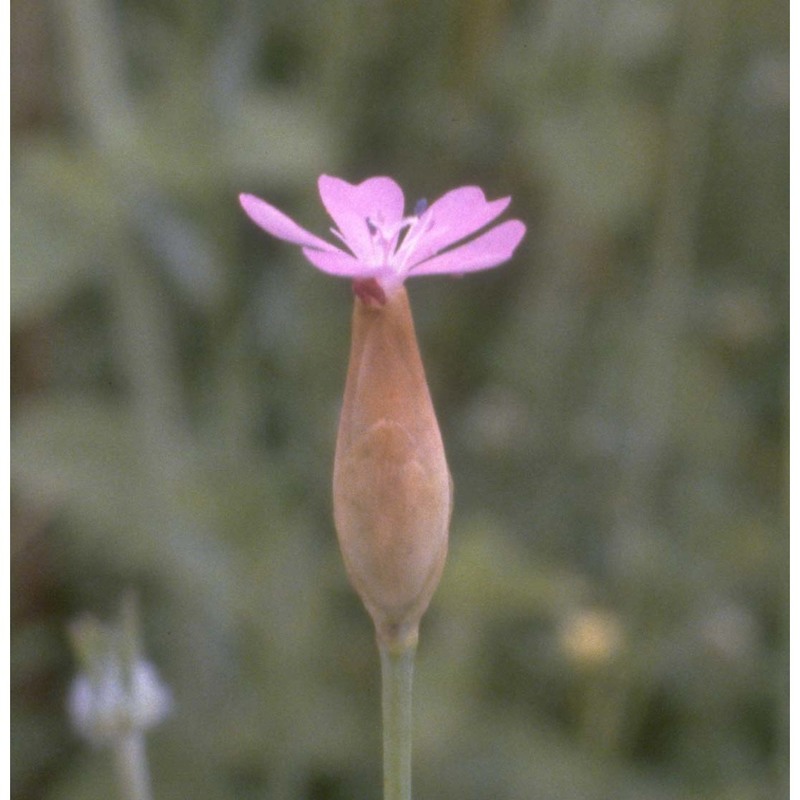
403 188 512 267
302 246 373 277
239 193 337 252
410 219 526 276
318 175 406 261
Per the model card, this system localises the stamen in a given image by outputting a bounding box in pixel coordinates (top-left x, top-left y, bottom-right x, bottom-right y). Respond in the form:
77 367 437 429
414 198 428 216
394 211 435 271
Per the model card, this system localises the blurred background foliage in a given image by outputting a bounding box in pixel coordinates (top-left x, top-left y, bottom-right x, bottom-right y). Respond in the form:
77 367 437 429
10 0 787 798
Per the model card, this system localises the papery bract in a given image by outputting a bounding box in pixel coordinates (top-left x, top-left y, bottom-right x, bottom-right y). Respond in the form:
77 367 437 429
333 287 451 649
240 175 525 297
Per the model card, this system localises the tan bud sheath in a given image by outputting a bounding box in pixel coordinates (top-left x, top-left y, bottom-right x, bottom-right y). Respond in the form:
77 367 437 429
333 287 452 650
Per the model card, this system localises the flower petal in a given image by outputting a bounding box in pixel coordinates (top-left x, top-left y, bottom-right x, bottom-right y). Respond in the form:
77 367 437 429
239 193 338 252
401 187 511 267
409 220 526 277
318 175 405 260
301 246 378 278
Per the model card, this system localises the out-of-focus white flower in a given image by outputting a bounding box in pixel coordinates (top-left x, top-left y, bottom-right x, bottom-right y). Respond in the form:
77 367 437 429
67 597 172 746
68 658 172 746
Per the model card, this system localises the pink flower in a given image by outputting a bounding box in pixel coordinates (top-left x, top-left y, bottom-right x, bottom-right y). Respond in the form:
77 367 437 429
239 174 526 300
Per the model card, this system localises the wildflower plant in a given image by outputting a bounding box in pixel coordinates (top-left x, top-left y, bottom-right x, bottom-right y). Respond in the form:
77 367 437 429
240 175 525 800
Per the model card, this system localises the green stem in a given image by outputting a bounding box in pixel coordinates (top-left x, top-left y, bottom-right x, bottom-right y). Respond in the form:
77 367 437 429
379 641 417 800
113 732 153 800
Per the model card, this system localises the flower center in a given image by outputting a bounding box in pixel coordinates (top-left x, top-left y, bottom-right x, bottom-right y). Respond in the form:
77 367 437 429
365 214 417 269
365 200 435 276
